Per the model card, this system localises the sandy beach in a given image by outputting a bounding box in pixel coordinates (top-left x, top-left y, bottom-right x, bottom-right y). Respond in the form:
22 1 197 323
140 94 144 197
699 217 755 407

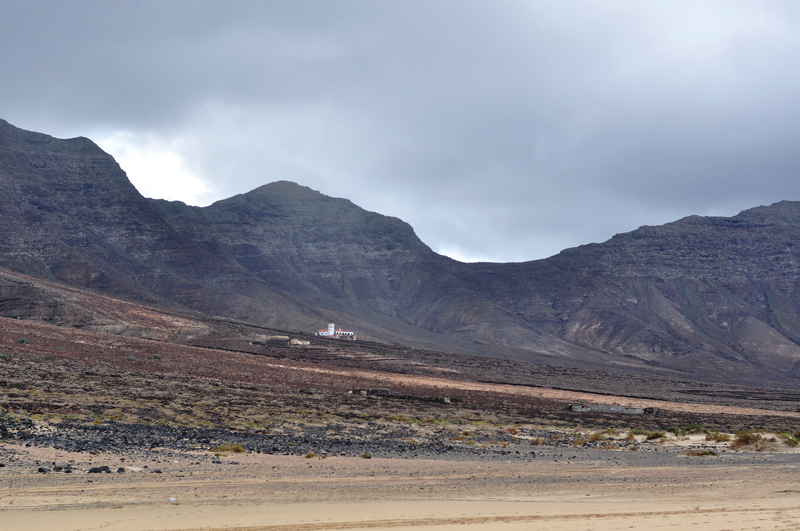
3 443 800 531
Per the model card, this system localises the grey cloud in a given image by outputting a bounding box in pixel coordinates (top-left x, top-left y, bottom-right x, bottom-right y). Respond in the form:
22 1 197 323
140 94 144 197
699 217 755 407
2 1 800 261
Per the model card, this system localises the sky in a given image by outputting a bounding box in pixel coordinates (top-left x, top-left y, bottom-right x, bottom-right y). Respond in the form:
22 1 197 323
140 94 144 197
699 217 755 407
2 1 800 263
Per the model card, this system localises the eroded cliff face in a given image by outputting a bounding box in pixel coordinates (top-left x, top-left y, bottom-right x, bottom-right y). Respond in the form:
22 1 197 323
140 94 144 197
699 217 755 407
0 118 187 302
150 182 439 312
458 205 800 378
149 182 531 348
150 177 800 383
0 120 341 332
4 118 800 385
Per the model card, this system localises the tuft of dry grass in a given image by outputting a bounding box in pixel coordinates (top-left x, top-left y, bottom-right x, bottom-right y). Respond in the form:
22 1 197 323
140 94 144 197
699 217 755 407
530 437 543 445
210 443 245 454
588 432 606 442
729 430 762 450
687 449 718 456
705 431 731 442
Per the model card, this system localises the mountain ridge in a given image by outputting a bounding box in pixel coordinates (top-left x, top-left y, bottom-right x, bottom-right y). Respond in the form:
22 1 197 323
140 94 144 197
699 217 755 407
2 118 800 385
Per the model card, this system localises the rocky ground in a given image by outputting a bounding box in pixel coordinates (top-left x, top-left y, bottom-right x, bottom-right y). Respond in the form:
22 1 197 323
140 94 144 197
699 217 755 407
3 313 800 483
3 415 800 479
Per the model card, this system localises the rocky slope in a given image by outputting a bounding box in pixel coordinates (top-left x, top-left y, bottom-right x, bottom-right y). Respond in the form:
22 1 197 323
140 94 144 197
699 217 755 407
151 181 800 384
3 118 800 385
456 204 800 379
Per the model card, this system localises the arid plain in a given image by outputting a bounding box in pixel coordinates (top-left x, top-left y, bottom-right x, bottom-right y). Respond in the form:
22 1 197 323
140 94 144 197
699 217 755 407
3 306 800 531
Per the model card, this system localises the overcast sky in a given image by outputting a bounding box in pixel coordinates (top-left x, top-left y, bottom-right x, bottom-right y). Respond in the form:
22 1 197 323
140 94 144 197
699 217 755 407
2 1 800 262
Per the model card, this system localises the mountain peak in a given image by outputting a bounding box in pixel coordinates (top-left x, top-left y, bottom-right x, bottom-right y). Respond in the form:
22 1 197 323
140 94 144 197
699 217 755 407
738 200 800 224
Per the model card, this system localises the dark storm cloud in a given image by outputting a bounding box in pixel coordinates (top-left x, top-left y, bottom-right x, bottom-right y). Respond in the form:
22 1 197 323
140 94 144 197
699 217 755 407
2 1 800 262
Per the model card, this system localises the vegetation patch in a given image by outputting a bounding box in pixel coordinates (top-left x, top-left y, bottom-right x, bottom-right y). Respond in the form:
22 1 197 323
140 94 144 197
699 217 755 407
687 449 718 456
705 431 731 442
730 430 762 450
210 443 245 454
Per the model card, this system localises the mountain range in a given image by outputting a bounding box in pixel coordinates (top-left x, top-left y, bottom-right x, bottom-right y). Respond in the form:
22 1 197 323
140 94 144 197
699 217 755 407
2 118 800 386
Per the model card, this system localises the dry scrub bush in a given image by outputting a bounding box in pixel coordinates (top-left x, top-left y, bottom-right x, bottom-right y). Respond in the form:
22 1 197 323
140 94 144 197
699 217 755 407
530 437 543 445
687 449 717 456
211 443 245 454
588 432 606 442
705 431 731 442
730 430 762 450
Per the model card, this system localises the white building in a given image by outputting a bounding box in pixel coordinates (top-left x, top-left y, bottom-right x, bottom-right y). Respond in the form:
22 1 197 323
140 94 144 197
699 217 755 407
314 323 355 338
